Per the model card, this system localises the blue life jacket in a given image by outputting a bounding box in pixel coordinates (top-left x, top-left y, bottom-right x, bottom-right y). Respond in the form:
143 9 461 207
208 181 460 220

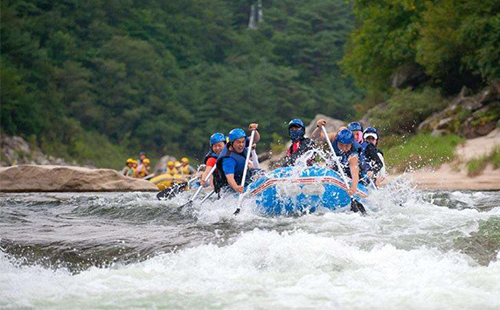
331 138 367 179
216 145 248 185
203 151 218 165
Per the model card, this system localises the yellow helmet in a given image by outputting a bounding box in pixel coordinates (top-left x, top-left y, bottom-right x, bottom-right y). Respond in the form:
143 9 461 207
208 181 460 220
175 161 182 168
126 158 134 164
143 158 151 164
181 157 189 164
167 161 174 167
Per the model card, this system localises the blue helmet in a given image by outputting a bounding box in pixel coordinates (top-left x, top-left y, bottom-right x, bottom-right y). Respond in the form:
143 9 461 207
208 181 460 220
363 127 379 140
348 122 363 132
210 132 226 146
337 129 354 144
288 118 305 129
228 128 246 143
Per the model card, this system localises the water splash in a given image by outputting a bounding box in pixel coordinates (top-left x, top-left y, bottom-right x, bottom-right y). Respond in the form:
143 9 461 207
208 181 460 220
1 178 500 309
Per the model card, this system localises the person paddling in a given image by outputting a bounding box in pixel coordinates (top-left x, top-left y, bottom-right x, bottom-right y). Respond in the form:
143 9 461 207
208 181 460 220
200 132 226 187
214 124 260 194
329 129 365 196
283 119 315 167
360 127 386 187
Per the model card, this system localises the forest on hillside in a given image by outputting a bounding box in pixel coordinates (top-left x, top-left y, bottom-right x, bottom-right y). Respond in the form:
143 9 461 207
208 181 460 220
2 0 498 168
1 0 361 168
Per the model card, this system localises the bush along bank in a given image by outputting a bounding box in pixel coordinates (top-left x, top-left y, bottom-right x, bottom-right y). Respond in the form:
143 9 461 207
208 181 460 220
361 82 500 174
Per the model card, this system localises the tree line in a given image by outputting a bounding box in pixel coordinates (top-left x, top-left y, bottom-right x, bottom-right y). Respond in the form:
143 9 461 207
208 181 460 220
1 0 362 168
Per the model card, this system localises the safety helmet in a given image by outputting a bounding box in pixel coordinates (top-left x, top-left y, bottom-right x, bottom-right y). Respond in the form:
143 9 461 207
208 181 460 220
337 129 354 144
228 128 246 143
126 158 134 164
181 157 189 164
143 158 150 164
347 122 363 132
175 161 182 168
363 127 379 140
167 161 174 167
210 132 226 146
288 118 305 129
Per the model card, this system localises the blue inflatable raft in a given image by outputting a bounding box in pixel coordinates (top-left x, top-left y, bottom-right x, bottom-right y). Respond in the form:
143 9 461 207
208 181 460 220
246 166 371 215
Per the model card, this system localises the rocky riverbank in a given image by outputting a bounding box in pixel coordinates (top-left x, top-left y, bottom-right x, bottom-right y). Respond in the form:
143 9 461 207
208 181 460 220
0 165 157 192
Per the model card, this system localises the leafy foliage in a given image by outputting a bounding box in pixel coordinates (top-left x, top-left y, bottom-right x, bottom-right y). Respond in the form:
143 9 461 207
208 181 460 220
369 87 448 134
1 0 362 168
342 0 500 93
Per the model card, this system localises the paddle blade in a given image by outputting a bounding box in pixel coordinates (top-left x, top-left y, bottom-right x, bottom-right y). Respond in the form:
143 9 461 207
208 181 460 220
179 200 193 210
351 199 367 215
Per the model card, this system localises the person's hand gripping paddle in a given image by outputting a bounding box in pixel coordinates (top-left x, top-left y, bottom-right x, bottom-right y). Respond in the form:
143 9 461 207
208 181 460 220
179 165 217 209
233 129 256 215
321 126 366 215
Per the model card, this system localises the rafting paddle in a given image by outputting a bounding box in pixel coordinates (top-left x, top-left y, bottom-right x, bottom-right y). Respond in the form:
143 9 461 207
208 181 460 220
200 190 215 204
179 165 217 209
233 129 256 215
321 126 366 215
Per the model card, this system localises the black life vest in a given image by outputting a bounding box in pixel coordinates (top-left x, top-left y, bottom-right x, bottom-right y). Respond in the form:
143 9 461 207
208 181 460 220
214 145 248 193
203 151 218 165
283 137 314 167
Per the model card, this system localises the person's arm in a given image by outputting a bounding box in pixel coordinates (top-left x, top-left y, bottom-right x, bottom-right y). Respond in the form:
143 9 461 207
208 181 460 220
201 158 217 186
201 168 210 186
310 119 336 142
222 158 243 192
348 155 359 196
310 119 326 141
226 174 244 193
249 123 260 142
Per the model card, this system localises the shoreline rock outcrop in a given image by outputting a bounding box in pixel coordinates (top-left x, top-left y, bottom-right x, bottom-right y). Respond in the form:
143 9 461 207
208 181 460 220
0 165 158 192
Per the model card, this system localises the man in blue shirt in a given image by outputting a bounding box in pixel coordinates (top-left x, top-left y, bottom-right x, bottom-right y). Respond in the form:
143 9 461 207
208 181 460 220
215 124 259 194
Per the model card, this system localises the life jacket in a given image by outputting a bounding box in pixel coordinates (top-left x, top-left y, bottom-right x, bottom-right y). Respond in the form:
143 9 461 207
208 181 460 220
331 138 366 179
360 142 385 173
204 151 218 165
214 145 248 193
180 165 192 175
125 168 135 177
138 166 149 178
360 141 373 172
284 137 313 167
165 167 178 175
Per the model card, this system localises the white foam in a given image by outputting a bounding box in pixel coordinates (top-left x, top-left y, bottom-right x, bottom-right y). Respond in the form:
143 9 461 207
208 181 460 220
2 230 499 309
2 178 500 309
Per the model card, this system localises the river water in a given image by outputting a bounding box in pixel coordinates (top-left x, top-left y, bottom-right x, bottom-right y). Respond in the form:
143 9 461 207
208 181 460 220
1 178 499 309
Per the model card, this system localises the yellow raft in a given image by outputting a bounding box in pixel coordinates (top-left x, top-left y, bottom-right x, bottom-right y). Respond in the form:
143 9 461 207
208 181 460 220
149 173 188 191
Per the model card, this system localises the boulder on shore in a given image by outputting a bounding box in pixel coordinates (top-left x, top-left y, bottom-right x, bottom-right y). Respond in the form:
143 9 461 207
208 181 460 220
0 165 158 192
